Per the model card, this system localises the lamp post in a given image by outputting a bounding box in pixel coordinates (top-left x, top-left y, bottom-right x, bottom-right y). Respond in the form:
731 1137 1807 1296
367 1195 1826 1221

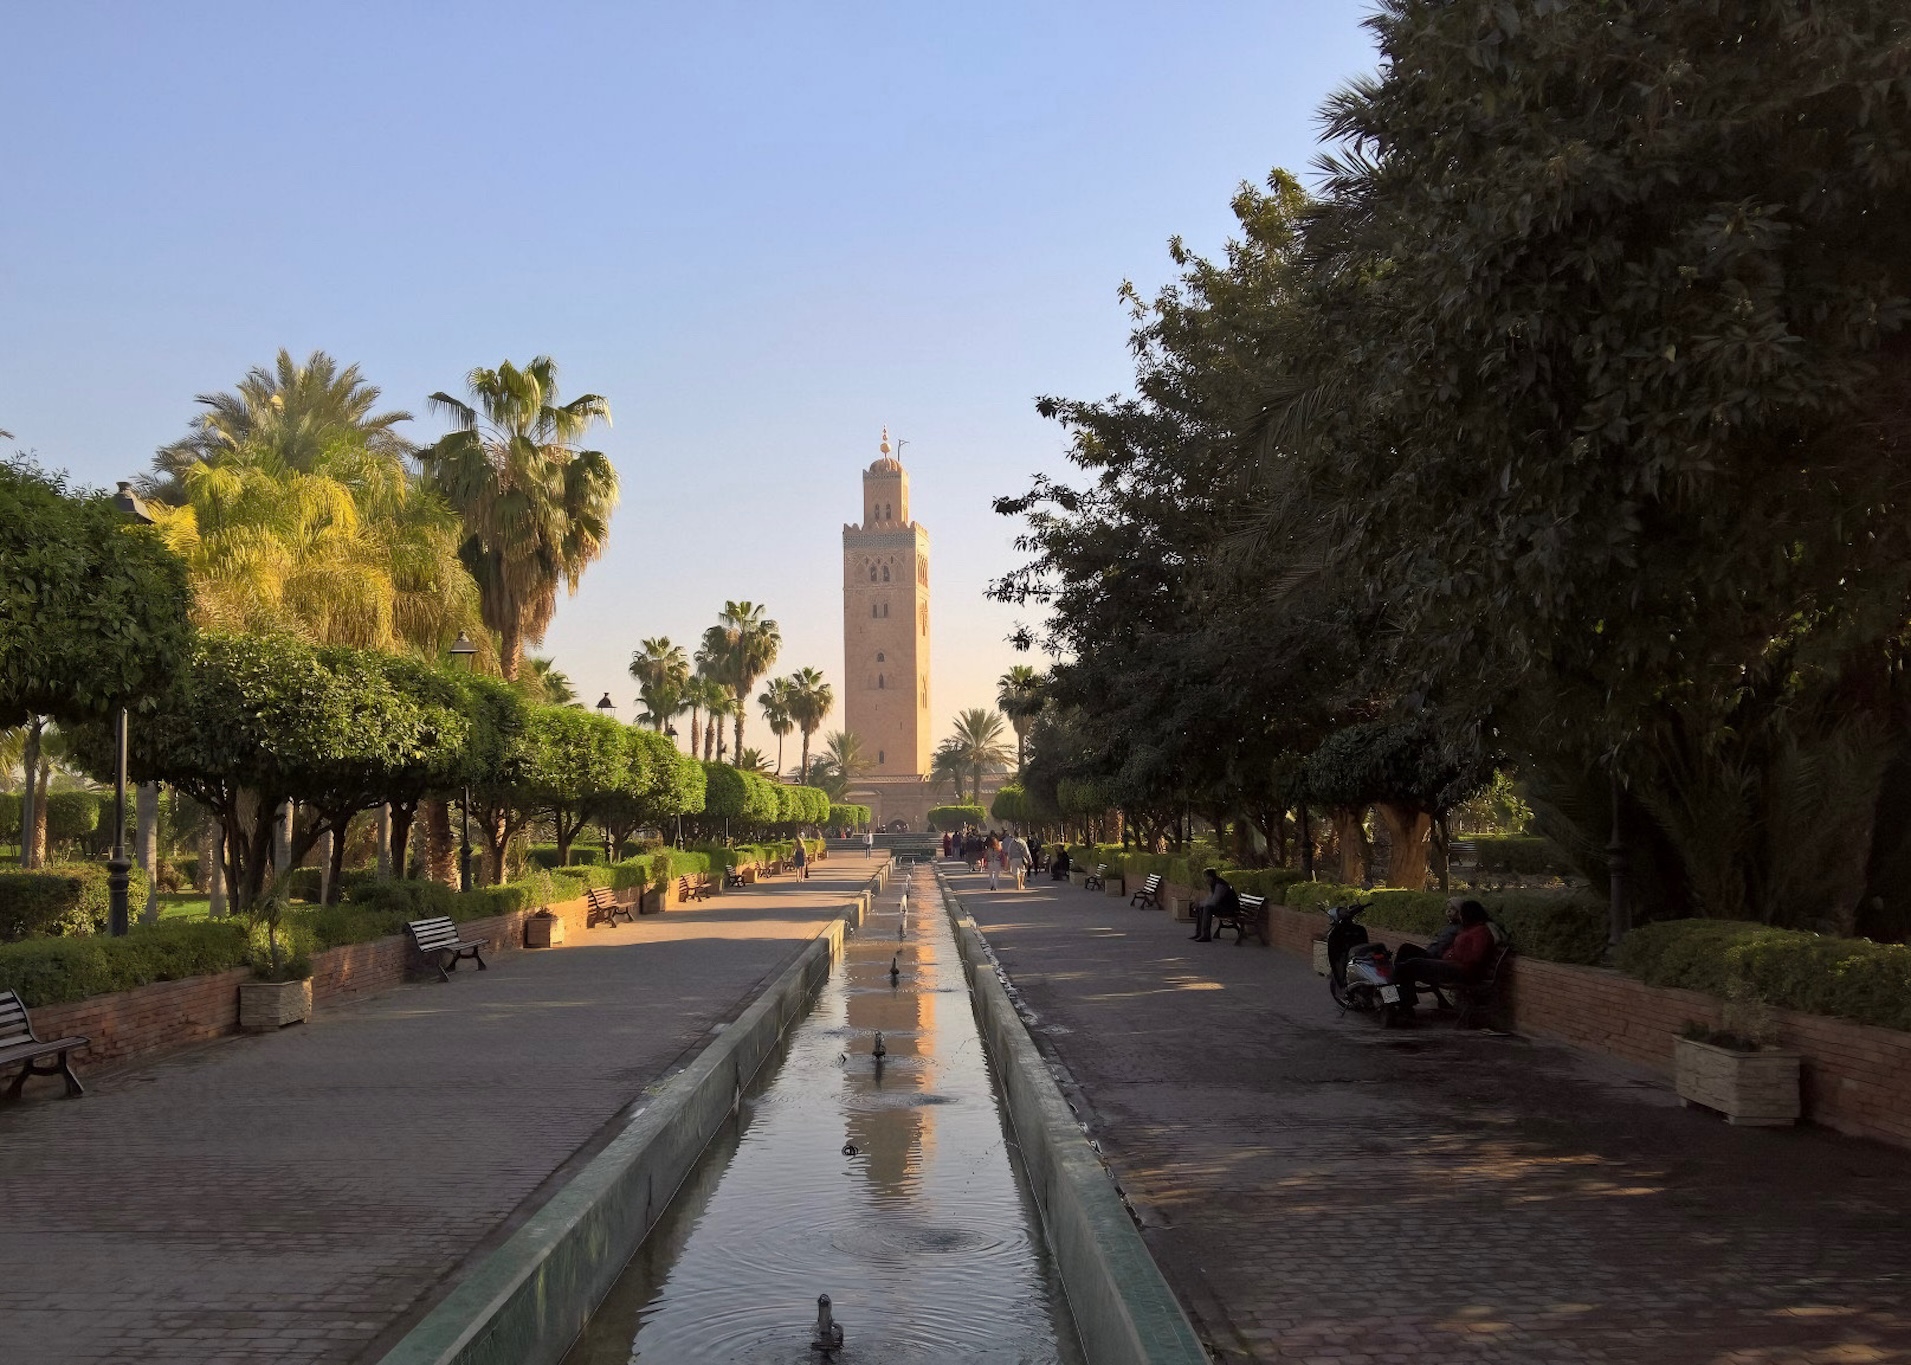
107 482 155 936
449 632 478 891
596 693 616 862
666 725 680 846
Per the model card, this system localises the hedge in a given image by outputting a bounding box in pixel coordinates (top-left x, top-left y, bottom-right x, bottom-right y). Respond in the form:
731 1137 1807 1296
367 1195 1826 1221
929 805 987 831
1464 834 1573 876
1617 920 1911 1033
0 865 611 1008
828 804 870 829
1280 881 1607 966
0 864 154 941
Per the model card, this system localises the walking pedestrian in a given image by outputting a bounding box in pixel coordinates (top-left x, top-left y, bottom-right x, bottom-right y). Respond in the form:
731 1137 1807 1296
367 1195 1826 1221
863 828 874 859
988 836 1002 890
792 839 809 880
1008 832 1030 890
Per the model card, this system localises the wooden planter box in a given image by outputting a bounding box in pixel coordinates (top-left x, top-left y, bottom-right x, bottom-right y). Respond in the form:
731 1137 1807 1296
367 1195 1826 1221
639 886 664 915
739 865 759 884
525 913 565 948
1312 939 1330 976
1068 870 1087 888
1103 876 1126 897
1166 892 1192 922
1675 1037 1801 1126
239 978 312 1032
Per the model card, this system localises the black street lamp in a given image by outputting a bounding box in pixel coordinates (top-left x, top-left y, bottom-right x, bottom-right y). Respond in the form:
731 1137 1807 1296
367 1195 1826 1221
596 693 616 863
107 482 155 937
449 631 478 891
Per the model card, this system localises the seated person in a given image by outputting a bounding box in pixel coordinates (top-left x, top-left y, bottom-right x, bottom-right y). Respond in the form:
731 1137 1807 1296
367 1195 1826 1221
1392 896 1469 971
1050 847 1071 880
1391 901 1496 1006
1189 867 1240 943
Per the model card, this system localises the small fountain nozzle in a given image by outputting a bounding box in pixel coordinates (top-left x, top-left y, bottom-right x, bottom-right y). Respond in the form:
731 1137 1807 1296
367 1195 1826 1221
890 953 900 983
811 1293 844 1354
872 1031 886 1060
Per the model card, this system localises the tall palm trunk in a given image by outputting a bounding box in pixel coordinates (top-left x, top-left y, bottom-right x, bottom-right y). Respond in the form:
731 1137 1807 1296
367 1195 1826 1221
500 621 523 681
733 699 745 769
687 702 701 755
28 754 49 868
703 716 716 763
424 798 457 885
799 728 813 783
207 822 226 918
18 717 42 869
136 782 160 923
376 804 392 878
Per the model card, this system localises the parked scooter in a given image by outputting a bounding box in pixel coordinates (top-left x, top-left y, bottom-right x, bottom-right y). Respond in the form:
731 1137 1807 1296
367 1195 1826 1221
1324 902 1412 1027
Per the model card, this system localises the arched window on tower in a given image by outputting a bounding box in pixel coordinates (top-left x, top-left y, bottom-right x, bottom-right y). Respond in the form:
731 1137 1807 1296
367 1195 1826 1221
882 602 889 618
878 674 885 689
881 565 890 582
877 652 885 662
869 565 878 582
871 603 879 618
919 604 927 636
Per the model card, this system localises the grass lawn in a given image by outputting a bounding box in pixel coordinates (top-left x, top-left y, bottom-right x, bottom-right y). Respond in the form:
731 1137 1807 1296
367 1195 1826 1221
154 892 212 921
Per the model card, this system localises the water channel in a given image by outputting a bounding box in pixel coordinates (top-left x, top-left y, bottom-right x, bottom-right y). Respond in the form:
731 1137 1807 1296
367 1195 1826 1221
564 863 1086 1364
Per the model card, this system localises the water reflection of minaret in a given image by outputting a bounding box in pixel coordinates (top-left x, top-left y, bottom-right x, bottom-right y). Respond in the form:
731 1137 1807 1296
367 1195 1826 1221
843 882 937 1196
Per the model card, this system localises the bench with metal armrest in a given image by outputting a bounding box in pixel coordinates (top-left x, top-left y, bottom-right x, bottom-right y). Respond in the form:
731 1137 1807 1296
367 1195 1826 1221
406 916 487 982
1083 863 1109 891
1210 893 1269 945
1129 873 1164 909
585 884 634 928
0 990 87 1100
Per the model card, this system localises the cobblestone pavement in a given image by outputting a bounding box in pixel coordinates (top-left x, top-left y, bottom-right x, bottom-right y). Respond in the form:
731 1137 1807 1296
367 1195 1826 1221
945 867 1911 1365
0 863 878 1365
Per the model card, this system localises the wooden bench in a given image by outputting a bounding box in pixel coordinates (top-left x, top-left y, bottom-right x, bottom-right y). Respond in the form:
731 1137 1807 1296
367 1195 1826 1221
1083 863 1108 891
724 864 748 889
1427 941 1514 1028
585 885 633 928
1212 893 1269 945
406 916 487 982
1 990 87 1100
1129 873 1164 910
678 874 712 903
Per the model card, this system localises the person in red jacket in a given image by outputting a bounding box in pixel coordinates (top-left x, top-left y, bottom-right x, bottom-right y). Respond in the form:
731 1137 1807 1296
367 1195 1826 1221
1391 901 1496 1008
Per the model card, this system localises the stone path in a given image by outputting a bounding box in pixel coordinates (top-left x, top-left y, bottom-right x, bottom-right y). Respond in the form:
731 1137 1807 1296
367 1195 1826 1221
0 861 880 1365
944 866 1911 1365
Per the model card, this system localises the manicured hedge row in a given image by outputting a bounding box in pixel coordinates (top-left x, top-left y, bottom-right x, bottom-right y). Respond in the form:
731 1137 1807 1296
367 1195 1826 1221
1617 920 1911 1033
0 864 154 942
1463 834 1573 876
0 866 613 1008
929 805 987 831
1281 880 1607 965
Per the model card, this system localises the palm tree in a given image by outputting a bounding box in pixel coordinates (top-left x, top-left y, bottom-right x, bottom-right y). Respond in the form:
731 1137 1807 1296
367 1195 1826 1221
735 747 776 776
997 665 1045 776
703 601 780 764
418 357 617 680
785 666 835 781
758 677 795 778
151 437 486 657
686 674 730 763
943 708 1014 804
146 349 414 501
519 656 577 706
629 637 691 733
809 729 870 800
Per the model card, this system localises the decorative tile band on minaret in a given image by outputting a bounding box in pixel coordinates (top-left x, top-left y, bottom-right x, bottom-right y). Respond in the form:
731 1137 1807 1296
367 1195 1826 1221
843 428 932 797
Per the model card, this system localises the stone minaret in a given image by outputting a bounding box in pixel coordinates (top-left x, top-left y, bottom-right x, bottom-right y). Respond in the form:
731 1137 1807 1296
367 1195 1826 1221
843 428 931 782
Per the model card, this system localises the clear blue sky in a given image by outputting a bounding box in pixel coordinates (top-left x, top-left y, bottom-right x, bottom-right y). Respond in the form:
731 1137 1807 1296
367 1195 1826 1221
1 1 1376 757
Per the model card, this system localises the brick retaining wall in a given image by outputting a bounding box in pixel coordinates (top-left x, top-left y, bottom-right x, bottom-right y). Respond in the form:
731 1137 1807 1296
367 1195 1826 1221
28 889 625 1076
1263 901 1911 1149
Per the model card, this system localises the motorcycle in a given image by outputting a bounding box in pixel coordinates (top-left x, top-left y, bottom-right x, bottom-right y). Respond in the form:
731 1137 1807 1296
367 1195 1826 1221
1324 902 1412 1027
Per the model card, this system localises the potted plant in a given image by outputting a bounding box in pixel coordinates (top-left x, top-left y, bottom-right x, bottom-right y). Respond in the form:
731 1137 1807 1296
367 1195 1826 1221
239 889 313 1032
1674 992 1800 1127
525 908 564 948
1103 870 1126 897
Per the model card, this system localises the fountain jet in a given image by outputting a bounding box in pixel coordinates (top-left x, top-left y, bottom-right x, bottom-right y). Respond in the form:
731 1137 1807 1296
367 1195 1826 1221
811 1294 844 1354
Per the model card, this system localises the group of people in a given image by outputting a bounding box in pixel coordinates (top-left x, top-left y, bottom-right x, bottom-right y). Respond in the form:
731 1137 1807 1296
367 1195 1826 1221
1188 867 1499 1013
942 829 1038 890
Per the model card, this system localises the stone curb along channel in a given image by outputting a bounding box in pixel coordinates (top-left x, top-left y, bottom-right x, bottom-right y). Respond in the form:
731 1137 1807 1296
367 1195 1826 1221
376 866 887 1365
935 871 1209 1365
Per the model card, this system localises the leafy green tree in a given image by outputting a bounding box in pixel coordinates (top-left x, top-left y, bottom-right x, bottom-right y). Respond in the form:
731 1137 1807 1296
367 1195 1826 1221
419 357 617 680
1 460 194 729
521 706 627 865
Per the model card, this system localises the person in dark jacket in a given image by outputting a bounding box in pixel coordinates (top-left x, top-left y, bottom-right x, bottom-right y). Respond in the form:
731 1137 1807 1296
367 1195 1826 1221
1392 901 1495 1005
1190 868 1239 943
1050 847 1071 880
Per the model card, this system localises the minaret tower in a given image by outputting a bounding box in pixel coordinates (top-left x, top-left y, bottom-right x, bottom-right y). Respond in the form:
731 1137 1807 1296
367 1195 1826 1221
843 428 932 793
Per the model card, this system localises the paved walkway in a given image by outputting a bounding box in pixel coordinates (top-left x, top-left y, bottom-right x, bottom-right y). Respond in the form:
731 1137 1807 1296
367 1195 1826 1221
0 860 881 1365
944 866 1911 1365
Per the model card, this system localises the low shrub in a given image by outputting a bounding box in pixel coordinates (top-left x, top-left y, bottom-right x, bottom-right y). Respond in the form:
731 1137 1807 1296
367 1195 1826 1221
1465 834 1573 876
0 919 251 1007
928 805 987 831
1618 920 1911 1032
527 844 605 869
1220 867 1307 900
1281 880 1605 965
0 864 153 941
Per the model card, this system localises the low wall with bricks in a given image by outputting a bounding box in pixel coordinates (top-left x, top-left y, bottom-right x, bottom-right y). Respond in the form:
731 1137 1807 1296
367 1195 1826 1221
29 888 632 1076
1264 902 1911 1150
